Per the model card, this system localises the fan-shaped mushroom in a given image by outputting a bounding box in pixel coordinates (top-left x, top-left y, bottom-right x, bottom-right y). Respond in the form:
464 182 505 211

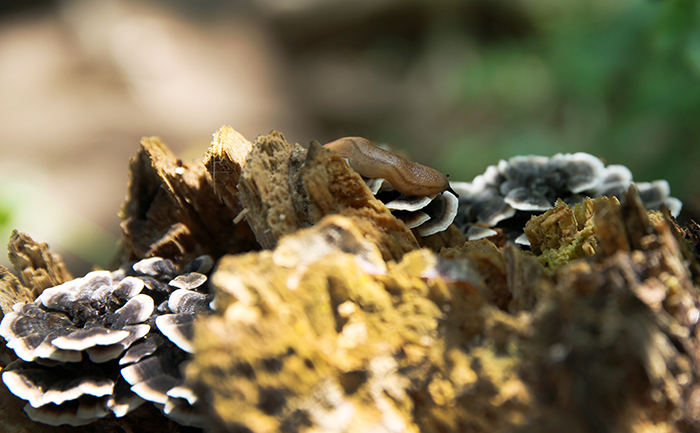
452 152 682 244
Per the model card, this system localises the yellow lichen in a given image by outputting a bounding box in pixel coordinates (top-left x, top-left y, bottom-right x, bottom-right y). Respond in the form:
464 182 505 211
188 215 537 433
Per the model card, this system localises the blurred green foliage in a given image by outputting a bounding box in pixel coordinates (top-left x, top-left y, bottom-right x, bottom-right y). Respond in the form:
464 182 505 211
0 202 11 232
437 0 700 203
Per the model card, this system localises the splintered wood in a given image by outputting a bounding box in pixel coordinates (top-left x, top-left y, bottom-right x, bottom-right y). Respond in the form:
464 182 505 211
202 126 253 214
5 230 71 303
118 132 258 267
118 127 461 266
236 131 422 261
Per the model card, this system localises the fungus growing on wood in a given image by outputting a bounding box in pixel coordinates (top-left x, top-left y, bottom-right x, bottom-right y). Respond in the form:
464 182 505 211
0 255 214 427
155 289 213 353
452 152 682 243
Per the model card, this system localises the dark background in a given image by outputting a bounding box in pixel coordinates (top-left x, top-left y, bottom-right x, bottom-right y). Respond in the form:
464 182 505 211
1 0 699 274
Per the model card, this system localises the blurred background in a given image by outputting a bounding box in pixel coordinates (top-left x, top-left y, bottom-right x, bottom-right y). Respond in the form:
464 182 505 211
1 0 699 274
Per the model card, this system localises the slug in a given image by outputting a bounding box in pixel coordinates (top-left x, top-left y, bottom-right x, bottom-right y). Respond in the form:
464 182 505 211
323 137 451 197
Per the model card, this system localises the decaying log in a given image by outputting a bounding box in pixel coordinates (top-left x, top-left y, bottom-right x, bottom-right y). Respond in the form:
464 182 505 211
189 183 700 433
237 131 423 261
118 134 258 266
189 214 534 433
120 128 463 265
524 197 603 270
2 125 700 433
202 125 253 214
1 231 72 386
0 267 32 317
7 230 72 298
523 188 700 432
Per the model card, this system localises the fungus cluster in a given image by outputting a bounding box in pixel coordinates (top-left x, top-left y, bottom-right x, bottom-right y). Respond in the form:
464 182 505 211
451 152 682 243
365 177 459 236
0 256 213 427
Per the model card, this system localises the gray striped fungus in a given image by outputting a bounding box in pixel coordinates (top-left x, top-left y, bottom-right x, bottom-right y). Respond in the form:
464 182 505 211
323 137 450 197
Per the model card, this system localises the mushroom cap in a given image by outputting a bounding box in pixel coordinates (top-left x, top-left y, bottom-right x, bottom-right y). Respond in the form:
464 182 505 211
361 169 458 236
51 329 131 352
2 361 114 409
466 226 499 241
0 280 154 364
138 276 172 294
105 380 145 417
399 211 430 229
503 187 552 212
451 180 515 227
168 272 208 291
120 347 187 405
166 385 198 405
182 255 214 274
598 164 633 193
416 191 459 237
364 178 388 195
1 304 81 362
161 393 206 428
37 273 145 315
155 289 213 353
132 257 177 278
550 152 606 193
385 195 434 212
166 289 213 315
155 314 196 354
85 324 151 363
23 401 102 426
120 334 164 366
119 342 202 426
514 233 531 246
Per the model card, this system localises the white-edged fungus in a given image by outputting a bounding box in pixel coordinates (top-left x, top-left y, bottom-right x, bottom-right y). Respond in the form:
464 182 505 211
182 255 214 274
168 272 207 291
401 211 431 229
132 257 177 278
452 152 683 244
2 361 114 408
51 329 131 352
385 195 434 212
155 289 213 353
23 402 101 426
120 350 185 405
466 226 499 241
416 192 459 237
155 315 197 354
119 334 164 366
161 393 207 428
0 254 215 427
166 289 212 314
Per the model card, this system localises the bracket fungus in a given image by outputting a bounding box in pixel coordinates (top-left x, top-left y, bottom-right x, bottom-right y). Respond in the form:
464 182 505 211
155 288 213 354
0 255 214 427
1 271 152 364
451 152 682 244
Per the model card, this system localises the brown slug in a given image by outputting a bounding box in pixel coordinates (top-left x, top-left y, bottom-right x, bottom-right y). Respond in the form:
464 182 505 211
323 137 451 197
